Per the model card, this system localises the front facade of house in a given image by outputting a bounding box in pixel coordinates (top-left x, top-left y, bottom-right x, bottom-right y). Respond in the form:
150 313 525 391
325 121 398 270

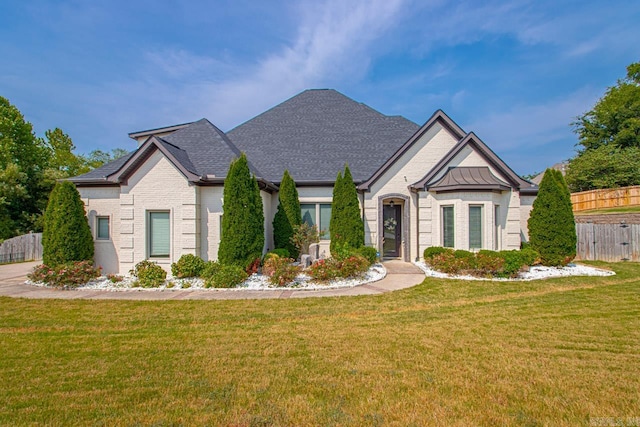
71 90 537 274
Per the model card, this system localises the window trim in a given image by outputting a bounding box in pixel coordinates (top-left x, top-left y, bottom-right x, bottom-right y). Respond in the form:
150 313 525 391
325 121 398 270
148 210 170 258
96 216 110 241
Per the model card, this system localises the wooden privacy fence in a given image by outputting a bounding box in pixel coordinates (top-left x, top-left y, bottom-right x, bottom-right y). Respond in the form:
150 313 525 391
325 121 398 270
571 185 640 212
576 222 639 262
0 233 43 264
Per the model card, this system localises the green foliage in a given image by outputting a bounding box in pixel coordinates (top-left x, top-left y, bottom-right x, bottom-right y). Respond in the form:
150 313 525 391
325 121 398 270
528 169 576 266
171 254 206 278
28 261 99 288
264 248 290 260
218 153 265 268
201 261 222 279
474 252 505 276
423 246 453 260
426 247 540 278
355 246 378 265
42 181 94 266
130 260 167 288
273 170 301 259
428 252 475 274
330 165 364 255
81 148 129 170
565 146 640 192
307 255 370 281
205 264 248 288
567 62 640 191
262 254 299 286
291 222 319 255
0 97 49 237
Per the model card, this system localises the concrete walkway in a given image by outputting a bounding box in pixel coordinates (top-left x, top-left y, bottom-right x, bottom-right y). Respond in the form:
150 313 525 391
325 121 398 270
0 260 425 300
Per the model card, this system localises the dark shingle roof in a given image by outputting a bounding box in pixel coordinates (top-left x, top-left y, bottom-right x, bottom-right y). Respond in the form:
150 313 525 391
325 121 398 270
226 89 419 183
70 151 135 182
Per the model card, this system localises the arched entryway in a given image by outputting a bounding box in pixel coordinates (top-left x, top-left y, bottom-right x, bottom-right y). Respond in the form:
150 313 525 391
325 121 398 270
378 194 409 261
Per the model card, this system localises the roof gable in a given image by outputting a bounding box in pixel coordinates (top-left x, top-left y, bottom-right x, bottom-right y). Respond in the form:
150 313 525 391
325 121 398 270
427 166 511 193
357 110 466 191
410 132 538 194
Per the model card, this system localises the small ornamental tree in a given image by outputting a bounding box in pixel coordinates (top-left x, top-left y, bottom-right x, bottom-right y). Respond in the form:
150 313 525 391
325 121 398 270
528 169 576 266
42 181 94 266
218 153 265 268
330 164 364 255
273 170 302 258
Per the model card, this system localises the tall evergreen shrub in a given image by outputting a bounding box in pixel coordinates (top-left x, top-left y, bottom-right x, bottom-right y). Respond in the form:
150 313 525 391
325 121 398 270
330 165 364 254
218 153 265 268
528 169 576 266
272 170 301 258
42 181 94 266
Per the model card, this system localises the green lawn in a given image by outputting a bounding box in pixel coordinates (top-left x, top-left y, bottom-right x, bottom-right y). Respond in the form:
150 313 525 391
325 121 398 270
1 262 639 426
575 205 640 215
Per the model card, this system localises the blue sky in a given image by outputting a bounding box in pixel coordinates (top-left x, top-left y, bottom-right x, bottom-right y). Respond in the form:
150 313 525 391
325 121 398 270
1 0 638 176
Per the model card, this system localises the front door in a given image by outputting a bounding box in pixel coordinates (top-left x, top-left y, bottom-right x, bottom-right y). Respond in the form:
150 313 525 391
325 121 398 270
383 204 402 258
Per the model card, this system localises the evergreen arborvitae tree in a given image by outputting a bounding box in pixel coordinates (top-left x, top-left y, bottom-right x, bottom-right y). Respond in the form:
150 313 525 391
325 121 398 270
528 169 576 266
330 165 364 254
272 170 301 258
218 153 264 268
42 181 94 266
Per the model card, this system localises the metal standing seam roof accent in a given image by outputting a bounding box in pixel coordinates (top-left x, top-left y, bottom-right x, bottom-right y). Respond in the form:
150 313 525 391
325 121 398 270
426 166 511 192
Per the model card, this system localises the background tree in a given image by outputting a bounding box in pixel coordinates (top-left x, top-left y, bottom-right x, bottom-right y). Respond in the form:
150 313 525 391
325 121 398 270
528 169 576 266
272 170 301 258
330 164 364 254
566 62 640 191
0 96 48 237
81 148 129 170
218 153 264 268
42 181 94 266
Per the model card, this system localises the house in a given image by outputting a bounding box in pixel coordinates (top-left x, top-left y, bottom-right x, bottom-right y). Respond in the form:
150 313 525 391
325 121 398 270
70 89 538 274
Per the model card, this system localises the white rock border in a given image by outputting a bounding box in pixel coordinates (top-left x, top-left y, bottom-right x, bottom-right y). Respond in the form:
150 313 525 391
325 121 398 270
413 261 615 281
27 263 387 292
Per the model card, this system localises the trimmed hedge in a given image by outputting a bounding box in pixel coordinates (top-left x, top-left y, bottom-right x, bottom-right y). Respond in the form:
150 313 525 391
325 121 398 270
131 260 167 288
424 246 539 278
205 264 248 288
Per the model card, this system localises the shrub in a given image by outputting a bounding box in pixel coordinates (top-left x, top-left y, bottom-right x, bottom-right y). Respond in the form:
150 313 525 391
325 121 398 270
355 246 378 265
131 260 166 288
262 254 299 286
201 261 221 279
429 252 474 275
291 222 319 255
338 255 370 278
205 264 248 288
28 261 99 288
307 258 341 281
265 248 290 260
246 257 261 275
475 251 505 276
528 169 576 266
272 170 302 259
498 250 530 278
423 246 452 261
171 254 206 278
107 274 123 283
218 153 264 268
330 165 364 255
331 241 353 261
42 181 94 266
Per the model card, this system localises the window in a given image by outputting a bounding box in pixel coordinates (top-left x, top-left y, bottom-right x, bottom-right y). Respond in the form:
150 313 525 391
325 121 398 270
96 216 109 240
494 205 500 250
319 204 331 240
469 205 483 250
300 203 332 240
300 204 316 226
442 206 454 248
148 211 170 257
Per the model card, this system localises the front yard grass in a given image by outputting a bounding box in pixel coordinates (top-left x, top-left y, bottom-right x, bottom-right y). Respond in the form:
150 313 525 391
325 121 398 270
1 262 639 426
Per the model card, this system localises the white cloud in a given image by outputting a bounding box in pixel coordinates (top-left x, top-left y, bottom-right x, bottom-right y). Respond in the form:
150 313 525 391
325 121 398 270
107 0 407 131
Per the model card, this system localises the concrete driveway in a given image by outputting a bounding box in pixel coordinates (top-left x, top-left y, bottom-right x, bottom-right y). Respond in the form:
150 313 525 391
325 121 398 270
0 260 425 300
